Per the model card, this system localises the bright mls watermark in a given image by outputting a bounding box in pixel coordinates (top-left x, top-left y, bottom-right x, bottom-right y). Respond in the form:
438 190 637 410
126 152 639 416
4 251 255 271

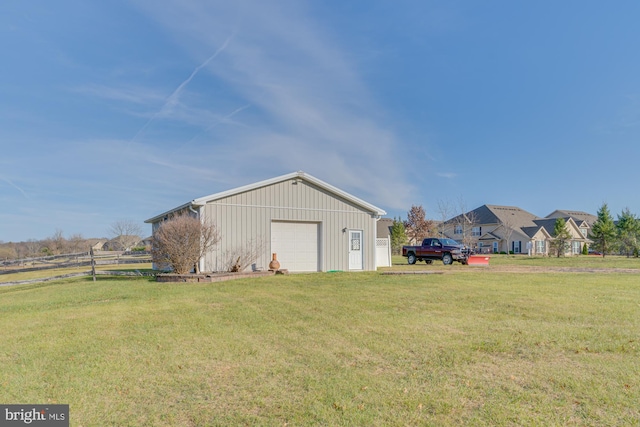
0 405 68 426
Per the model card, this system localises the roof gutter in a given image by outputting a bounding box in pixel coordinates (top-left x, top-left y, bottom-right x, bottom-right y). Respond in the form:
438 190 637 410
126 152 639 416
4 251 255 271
144 201 204 224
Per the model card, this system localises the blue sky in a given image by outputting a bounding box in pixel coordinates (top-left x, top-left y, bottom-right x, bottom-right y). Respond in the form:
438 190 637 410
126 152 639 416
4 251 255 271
1 1 639 242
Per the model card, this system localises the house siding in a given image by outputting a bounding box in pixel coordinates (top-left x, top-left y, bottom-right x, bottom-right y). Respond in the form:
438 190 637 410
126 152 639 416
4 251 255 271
200 177 378 272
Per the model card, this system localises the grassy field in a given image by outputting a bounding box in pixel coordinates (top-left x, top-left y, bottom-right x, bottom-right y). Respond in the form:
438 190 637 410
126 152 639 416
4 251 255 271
386 253 640 271
1 261 639 425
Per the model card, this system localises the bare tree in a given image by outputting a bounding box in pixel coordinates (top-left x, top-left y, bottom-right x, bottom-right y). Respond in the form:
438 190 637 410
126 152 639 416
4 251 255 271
454 198 478 249
404 205 434 244
67 233 86 253
151 214 220 274
0 245 17 261
436 199 453 238
9 240 42 259
221 237 266 272
500 215 516 255
42 229 67 255
12 242 28 259
109 219 143 251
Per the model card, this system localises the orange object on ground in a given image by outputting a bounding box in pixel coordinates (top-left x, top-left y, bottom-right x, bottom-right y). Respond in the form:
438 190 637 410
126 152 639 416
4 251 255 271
466 255 490 266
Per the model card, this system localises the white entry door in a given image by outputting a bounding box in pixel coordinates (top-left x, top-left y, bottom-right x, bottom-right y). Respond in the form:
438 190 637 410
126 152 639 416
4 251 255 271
348 230 363 270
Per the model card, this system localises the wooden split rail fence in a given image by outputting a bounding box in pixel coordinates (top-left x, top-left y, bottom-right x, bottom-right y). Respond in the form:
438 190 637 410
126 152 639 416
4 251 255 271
0 250 153 287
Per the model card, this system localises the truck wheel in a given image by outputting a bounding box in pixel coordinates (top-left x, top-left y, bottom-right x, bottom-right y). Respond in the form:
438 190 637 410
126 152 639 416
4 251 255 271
407 253 417 265
442 253 453 265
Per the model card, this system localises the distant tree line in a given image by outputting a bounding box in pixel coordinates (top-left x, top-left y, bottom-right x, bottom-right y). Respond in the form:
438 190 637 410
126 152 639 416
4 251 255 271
0 220 145 261
590 203 640 257
0 230 95 260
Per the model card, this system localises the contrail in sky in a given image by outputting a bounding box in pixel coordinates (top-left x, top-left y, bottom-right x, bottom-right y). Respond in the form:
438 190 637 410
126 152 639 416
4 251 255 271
0 175 29 199
172 104 251 154
164 34 235 109
202 104 251 133
129 33 236 144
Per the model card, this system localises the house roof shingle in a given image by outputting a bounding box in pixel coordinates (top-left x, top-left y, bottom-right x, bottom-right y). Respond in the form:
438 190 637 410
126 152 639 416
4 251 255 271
376 218 393 238
448 204 540 228
484 205 540 228
546 210 597 227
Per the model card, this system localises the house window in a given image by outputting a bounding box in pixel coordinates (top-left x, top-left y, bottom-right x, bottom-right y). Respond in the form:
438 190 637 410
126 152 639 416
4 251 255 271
536 240 545 254
512 241 521 254
351 232 362 251
572 241 581 254
493 242 499 253
472 226 481 237
581 228 588 237
454 225 462 235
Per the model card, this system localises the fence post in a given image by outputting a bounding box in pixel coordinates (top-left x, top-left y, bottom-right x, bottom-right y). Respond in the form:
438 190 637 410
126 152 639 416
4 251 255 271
90 248 96 282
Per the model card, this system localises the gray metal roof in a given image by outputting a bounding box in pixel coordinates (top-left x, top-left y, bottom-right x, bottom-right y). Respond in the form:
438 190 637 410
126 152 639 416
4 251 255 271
145 171 387 223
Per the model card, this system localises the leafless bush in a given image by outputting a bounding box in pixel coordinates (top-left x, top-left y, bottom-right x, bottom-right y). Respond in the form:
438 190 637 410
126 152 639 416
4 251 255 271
221 237 266 272
151 214 220 274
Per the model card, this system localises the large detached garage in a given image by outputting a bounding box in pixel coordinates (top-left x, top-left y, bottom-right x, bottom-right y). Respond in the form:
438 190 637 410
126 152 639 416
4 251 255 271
145 171 387 273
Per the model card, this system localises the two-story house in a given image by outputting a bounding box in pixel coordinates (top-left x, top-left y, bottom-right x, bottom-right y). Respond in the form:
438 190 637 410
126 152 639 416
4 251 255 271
443 205 591 255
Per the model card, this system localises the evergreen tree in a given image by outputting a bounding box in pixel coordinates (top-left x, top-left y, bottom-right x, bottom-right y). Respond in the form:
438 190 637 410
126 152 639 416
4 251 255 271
582 242 588 255
390 217 408 255
550 218 572 257
616 208 640 257
590 203 617 258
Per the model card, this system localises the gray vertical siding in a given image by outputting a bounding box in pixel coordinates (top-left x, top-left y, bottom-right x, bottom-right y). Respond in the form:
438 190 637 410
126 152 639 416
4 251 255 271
201 178 378 272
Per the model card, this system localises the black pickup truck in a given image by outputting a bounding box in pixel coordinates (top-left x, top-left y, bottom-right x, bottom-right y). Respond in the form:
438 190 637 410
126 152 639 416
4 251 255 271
402 238 469 265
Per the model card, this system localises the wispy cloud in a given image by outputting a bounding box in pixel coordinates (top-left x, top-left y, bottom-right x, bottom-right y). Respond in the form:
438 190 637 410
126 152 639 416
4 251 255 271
132 0 415 210
72 84 166 105
437 172 457 179
174 103 251 152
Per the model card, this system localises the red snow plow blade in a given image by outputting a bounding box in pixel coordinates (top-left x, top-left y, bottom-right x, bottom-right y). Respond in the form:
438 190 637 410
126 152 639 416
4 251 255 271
466 255 490 266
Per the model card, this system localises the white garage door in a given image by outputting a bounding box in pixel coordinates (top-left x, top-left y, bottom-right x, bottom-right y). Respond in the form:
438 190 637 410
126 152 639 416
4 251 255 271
271 221 320 272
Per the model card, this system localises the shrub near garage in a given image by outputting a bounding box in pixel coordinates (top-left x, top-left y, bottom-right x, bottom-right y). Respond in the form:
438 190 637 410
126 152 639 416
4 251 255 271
151 214 220 274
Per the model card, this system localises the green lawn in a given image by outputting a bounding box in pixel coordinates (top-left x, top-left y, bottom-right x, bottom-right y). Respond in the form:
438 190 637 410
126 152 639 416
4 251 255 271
1 268 639 426
385 254 640 271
